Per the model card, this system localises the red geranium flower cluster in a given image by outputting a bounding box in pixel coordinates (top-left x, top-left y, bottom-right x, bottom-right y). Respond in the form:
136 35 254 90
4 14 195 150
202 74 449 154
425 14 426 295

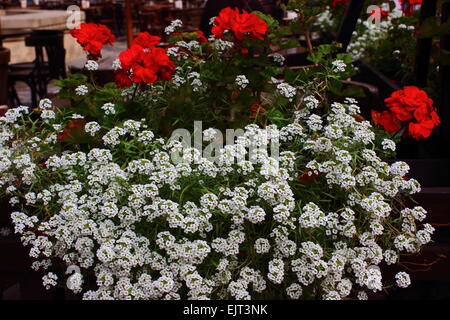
331 0 349 8
70 23 115 56
372 86 440 140
211 7 268 41
132 32 161 49
399 0 422 16
115 32 175 88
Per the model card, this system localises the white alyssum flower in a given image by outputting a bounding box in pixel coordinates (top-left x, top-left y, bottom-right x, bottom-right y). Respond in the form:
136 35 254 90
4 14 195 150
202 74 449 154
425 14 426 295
332 59 346 72
272 53 285 65
395 271 411 288
165 19 183 35
304 95 319 109
0 97 432 300
85 122 101 136
101 103 116 115
72 114 85 119
112 58 121 71
40 110 56 122
167 47 179 57
203 128 219 142
277 83 296 101
213 39 234 52
75 85 89 96
254 238 270 254
382 138 396 151
85 60 99 71
235 75 249 89
39 99 52 110
42 272 58 289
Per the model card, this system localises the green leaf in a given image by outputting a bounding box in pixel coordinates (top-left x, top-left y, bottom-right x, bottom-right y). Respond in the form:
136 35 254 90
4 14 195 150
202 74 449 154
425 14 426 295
417 16 450 38
253 11 279 29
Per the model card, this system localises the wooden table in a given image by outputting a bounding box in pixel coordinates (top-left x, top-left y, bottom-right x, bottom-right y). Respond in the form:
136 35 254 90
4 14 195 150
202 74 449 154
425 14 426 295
0 29 32 47
139 2 175 11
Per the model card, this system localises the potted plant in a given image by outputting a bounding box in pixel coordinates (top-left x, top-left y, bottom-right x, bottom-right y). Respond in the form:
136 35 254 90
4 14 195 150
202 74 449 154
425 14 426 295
0 7 439 300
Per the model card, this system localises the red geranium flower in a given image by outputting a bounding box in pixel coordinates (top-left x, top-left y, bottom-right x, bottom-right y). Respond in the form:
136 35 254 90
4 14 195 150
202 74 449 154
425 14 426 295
371 109 401 133
119 43 145 71
211 7 268 41
372 86 440 140
115 35 175 88
132 32 161 49
408 120 436 140
115 69 133 88
70 23 115 56
385 86 435 122
399 0 422 16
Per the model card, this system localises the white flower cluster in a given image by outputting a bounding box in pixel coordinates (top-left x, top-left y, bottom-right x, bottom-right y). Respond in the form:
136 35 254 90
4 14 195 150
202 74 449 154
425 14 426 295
0 226 11 237
398 24 415 31
187 72 203 92
272 53 285 66
112 58 121 71
277 83 297 101
347 8 404 60
165 19 183 35
40 109 56 123
203 128 219 142
85 60 99 71
75 85 89 96
331 60 346 73
176 40 201 52
39 99 55 123
313 6 334 31
382 138 396 151
170 67 205 92
101 103 116 116
72 114 84 119
85 121 101 136
212 39 234 53
39 98 52 110
167 46 179 58
235 75 249 89
42 272 58 289
395 271 411 288
0 97 432 300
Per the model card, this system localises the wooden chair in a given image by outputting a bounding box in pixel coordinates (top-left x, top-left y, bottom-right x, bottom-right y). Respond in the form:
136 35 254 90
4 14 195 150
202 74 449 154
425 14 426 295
171 8 204 30
98 3 124 36
137 7 166 37
8 30 66 108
